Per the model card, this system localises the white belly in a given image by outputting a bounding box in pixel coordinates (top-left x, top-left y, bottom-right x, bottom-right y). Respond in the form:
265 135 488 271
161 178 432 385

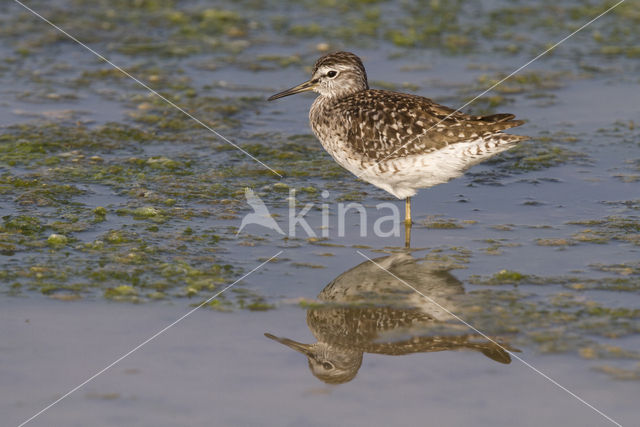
309 97 516 200
319 134 514 200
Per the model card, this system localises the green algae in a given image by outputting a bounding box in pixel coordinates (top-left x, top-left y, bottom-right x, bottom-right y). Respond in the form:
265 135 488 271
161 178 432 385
0 121 362 224
104 285 139 302
0 123 156 168
495 144 588 172
0 154 251 303
468 134 591 184
470 269 640 293
2 215 44 235
460 284 640 367
245 300 276 311
0 0 638 365
480 239 520 256
384 0 468 51
291 262 326 269
593 365 640 381
476 269 529 285
203 298 234 312
536 238 574 247
2 0 639 68
422 216 465 229
46 233 68 247
590 262 640 276
231 288 277 311
567 216 640 246
131 206 161 218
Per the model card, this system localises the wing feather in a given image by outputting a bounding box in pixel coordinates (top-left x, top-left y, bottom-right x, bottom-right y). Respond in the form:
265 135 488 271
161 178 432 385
332 90 526 161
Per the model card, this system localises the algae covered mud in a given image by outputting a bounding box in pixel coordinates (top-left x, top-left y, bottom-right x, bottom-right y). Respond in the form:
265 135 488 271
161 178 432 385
2 0 640 426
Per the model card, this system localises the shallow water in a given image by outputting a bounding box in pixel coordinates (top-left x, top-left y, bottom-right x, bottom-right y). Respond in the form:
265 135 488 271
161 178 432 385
2 0 640 426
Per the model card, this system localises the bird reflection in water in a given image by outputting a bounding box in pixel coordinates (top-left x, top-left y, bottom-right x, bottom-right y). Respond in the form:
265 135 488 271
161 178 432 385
266 252 517 384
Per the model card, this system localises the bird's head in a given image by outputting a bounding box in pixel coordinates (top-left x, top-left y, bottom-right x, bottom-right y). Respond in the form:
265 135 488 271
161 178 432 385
267 51 369 101
265 333 363 384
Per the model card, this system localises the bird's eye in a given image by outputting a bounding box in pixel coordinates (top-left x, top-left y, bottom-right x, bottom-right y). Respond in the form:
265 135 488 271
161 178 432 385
327 70 338 78
322 362 334 370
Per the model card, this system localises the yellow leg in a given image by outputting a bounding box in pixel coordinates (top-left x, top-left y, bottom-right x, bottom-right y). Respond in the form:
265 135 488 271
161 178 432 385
404 197 412 249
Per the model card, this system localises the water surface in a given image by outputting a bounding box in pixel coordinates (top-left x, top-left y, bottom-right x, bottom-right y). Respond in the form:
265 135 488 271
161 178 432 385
1 0 639 426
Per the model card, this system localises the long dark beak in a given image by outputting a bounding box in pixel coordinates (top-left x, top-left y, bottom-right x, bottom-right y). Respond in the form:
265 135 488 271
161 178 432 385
264 333 313 356
267 79 316 101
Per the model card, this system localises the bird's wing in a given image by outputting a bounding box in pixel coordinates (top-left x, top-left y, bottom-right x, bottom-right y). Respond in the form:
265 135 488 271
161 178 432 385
336 90 526 162
241 188 285 235
245 187 270 214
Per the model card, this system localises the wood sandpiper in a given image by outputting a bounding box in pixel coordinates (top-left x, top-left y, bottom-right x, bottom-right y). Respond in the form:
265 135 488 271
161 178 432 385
268 52 528 245
265 253 513 384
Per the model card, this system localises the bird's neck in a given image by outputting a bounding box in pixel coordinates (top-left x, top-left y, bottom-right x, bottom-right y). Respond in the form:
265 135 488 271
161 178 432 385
320 83 367 101
312 87 365 109
310 95 334 129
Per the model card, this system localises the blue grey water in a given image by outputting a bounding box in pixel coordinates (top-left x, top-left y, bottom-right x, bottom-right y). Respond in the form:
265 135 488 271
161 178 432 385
1 1 639 426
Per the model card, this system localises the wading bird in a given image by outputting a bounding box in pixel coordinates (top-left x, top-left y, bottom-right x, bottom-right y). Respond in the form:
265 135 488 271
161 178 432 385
268 52 527 246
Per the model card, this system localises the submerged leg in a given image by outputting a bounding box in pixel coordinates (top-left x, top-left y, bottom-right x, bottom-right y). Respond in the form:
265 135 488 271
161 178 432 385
405 221 411 248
